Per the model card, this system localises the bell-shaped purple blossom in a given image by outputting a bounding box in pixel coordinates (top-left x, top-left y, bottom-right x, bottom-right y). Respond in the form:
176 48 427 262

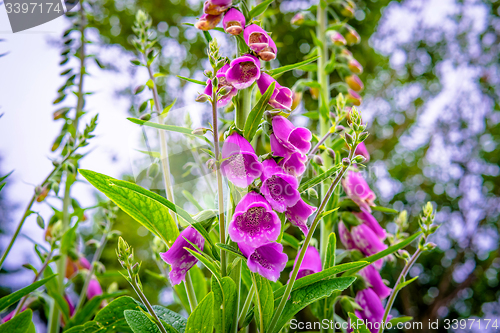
355 288 386 333
359 265 391 299
260 158 300 212
228 192 281 247
195 13 223 31
160 227 205 285
354 142 370 162
239 242 288 282
87 278 103 300
203 65 238 107
354 209 386 240
271 116 312 156
285 198 316 235
243 24 277 61
257 73 293 110
278 151 307 177
65 294 76 317
338 221 357 250
221 132 263 187
351 224 387 269
203 0 231 15
225 54 261 89
223 8 245 35
342 170 376 212
291 246 322 279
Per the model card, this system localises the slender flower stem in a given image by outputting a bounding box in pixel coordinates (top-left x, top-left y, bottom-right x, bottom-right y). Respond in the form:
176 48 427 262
184 273 198 311
378 246 423 333
238 285 255 328
130 276 168 333
267 145 357 333
231 261 241 333
212 87 227 277
13 250 54 317
74 221 112 313
308 131 333 161
251 273 265 333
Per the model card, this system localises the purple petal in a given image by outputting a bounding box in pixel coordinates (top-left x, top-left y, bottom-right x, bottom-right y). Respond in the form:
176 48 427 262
355 209 386 240
359 265 392 299
221 133 263 187
257 73 292 109
355 142 370 162
87 278 103 300
279 151 307 177
351 224 387 269
240 242 288 282
285 198 316 235
260 159 300 212
272 116 312 154
228 192 281 247
203 0 231 15
355 288 385 333
243 24 271 52
342 170 376 212
223 8 246 35
270 134 294 158
225 54 261 89
291 246 322 280
195 13 223 31
338 221 357 250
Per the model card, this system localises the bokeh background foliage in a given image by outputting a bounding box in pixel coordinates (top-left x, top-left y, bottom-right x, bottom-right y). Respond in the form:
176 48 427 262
1 0 500 331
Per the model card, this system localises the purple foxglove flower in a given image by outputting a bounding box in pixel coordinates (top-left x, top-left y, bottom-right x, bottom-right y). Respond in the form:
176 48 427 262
221 132 263 187
225 54 261 89
291 246 322 279
354 209 386 240
160 227 205 285
87 278 103 300
328 30 346 46
359 265 392 299
342 170 376 212
79 257 91 269
347 89 362 106
291 12 305 25
203 0 231 15
223 8 245 35
338 221 357 250
351 224 387 269
260 158 300 212
355 288 385 333
195 13 223 31
346 75 364 91
278 151 307 177
243 24 277 61
257 73 293 110
354 142 370 162
271 116 312 155
348 58 363 74
285 198 316 236
228 191 281 247
239 242 288 282
1 303 30 323
65 294 76 317
203 73 238 108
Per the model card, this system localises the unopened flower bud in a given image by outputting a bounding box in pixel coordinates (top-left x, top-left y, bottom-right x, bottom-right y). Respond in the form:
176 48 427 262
425 242 437 251
353 155 366 164
206 158 216 171
345 27 361 45
261 121 271 134
327 148 336 160
344 132 354 146
223 8 246 36
291 91 302 110
139 113 151 121
291 12 305 25
204 70 213 77
341 49 353 57
195 13 223 31
342 157 351 167
313 155 324 166
340 2 355 17
36 184 50 202
336 125 345 133
147 163 159 179
131 262 141 275
192 127 208 135
218 85 233 96
263 111 273 122
346 89 362 106
328 30 346 46
307 188 318 199
195 93 210 103
398 249 410 260
348 58 363 74
345 75 364 91
310 87 320 99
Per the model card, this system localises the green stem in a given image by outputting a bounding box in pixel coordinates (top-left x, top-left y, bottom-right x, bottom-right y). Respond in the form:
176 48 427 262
231 261 241 333
251 273 264 333
238 285 255 329
184 273 198 311
378 247 423 333
130 277 168 333
267 145 357 333
236 87 251 130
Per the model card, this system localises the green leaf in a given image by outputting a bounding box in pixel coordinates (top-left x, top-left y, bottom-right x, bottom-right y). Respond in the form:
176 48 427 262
0 170 13 183
215 243 246 260
273 278 356 332
127 118 210 144
124 310 161 333
389 316 413 325
135 149 162 159
253 274 274 332
184 248 221 281
44 268 70 321
79 169 179 246
60 223 78 255
211 277 237 333
248 0 273 19
0 309 33 333
153 305 187 333
325 232 336 270
298 164 342 192
395 276 419 292
161 99 177 117
174 266 207 315
0 274 56 312
268 56 321 77
372 206 399 214
182 190 203 211
343 232 422 276
281 233 300 249
177 75 206 86
66 291 127 328
348 313 371 333
273 263 367 300
185 292 214 333
243 81 275 140
64 296 144 333
0 183 5 192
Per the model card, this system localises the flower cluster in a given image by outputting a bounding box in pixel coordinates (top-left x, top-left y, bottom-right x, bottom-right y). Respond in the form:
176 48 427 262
340 169 390 332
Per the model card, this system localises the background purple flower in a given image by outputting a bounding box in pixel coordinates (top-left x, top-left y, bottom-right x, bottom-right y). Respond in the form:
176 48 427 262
355 288 386 333
342 170 376 212
260 158 300 212
354 209 386 240
225 54 261 89
351 224 387 269
221 132 263 187
285 198 316 235
203 0 231 15
195 13 222 31
354 142 370 162
291 246 322 279
338 221 357 250
87 278 103 300
228 192 281 247
359 265 392 299
239 242 288 282
160 227 205 285
257 73 293 110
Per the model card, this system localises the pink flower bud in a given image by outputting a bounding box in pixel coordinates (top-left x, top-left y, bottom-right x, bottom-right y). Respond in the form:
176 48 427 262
348 58 363 73
346 74 364 91
291 12 305 25
346 89 362 106
223 8 245 35
328 30 346 46
195 13 223 31
345 27 361 45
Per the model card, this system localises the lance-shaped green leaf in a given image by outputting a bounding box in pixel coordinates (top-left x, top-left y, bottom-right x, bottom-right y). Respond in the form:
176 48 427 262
248 0 273 19
0 309 33 333
252 274 274 332
79 169 179 247
177 75 206 85
325 232 336 270
343 232 422 276
66 291 127 328
185 292 214 333
124 310 161 333
174 266 207 316
243 81 275 141
215 243 246 260
0 274 56 312
395 276 419 292
127 118 210 144
372 206 399 214
388 316 413 325
211 277 236 333
184 248 221 281
268 56 321 77
348 313 371 333
152 305 187 333
273 263 367 300
272 277 356 332
298 164 342 192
